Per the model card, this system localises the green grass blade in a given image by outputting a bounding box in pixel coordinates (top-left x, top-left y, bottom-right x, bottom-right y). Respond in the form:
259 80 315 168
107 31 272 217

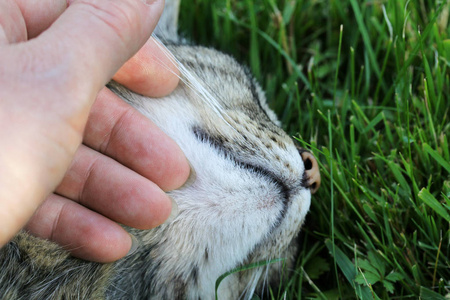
324 240 376 300
418 188 450 222
423 143 450 174
215 258 285 300
349 0 382 79
419 286 447 300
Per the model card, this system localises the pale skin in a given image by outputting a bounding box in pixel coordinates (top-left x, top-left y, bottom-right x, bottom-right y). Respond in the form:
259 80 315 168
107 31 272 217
0 0 190 262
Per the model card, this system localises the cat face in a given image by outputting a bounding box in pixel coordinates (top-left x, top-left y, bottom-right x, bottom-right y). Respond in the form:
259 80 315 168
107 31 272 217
111 45 320 299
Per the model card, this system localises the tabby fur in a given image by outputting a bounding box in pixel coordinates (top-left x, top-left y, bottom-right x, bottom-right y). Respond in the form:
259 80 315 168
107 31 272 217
0 1 320 299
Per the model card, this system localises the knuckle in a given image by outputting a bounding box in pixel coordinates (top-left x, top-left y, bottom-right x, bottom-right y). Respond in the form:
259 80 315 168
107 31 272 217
22 0 146 70
76 0 146 45
99 106 134 154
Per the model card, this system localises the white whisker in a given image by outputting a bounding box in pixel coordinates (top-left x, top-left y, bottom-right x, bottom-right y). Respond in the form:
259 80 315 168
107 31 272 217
151 34 239 133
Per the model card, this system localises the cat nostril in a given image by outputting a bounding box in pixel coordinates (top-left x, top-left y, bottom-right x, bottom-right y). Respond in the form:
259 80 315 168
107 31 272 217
304 158 312 170
300 151 321 194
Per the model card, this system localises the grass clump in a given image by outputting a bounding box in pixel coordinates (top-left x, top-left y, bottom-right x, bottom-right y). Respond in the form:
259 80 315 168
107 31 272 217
179 0 450 298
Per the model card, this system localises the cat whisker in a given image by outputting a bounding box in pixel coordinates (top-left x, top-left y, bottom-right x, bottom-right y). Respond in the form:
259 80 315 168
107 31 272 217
151 35 240 133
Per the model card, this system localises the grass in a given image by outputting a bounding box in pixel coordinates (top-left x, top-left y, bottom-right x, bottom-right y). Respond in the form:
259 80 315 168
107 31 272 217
178 0 450 298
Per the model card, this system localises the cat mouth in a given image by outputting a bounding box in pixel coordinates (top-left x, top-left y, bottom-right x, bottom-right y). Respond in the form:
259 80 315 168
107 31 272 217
192 125 314 234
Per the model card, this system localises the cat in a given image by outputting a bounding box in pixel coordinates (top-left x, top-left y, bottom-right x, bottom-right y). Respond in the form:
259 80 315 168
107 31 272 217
0 0 320 299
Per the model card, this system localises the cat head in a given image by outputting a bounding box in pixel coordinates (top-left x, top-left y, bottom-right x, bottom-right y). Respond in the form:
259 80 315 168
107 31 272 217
111 45 320 299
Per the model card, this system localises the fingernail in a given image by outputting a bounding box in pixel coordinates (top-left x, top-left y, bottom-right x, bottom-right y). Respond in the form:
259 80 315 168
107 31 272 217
164 196 179 224
180 161 197 189
126 234 139 257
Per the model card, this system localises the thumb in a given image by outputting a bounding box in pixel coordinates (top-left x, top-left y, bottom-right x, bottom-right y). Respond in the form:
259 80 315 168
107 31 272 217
34 0 165 91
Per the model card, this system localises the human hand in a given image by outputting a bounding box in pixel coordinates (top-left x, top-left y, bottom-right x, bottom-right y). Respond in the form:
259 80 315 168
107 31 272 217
0 0 190 262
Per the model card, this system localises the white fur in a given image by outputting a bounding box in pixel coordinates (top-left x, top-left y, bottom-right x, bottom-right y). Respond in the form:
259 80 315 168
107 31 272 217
118 83 311 298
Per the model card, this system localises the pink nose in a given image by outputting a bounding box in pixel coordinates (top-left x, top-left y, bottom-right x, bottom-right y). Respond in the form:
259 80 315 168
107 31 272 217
300 152 321 194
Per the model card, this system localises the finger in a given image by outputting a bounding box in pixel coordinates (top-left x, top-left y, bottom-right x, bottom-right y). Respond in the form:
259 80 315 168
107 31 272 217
113 37 180 97
84 88 190 191
25 194 133 262
0 0 27 44
55 144 173 229
0 0 166 247
22 0 165 97
15 0 67 39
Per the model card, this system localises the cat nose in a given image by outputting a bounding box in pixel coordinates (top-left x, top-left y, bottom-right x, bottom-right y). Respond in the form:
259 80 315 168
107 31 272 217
300 152 321 194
